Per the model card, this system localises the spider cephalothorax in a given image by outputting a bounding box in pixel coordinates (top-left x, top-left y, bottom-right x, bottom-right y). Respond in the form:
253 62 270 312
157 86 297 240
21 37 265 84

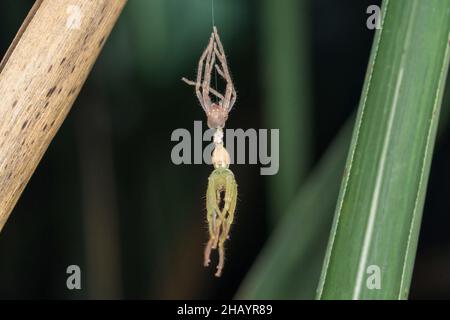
182 27 238 277
182 27 237 129
207 103 228 128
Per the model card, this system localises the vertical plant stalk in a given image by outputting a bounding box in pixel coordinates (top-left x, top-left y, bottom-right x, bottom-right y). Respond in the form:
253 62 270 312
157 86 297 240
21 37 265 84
237 118 353 299
238 74 450 299
261 0 312 223
317 0 450 299
0 0 127 232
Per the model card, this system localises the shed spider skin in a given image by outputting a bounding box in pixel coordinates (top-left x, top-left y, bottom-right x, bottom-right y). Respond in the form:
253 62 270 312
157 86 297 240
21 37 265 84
182 27 237 129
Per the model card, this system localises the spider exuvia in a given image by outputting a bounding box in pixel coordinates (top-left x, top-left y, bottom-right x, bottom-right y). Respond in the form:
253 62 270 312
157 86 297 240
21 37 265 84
182 27 237 129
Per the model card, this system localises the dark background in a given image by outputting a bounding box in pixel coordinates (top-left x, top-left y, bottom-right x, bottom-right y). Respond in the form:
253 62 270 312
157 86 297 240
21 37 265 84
0 0 449 299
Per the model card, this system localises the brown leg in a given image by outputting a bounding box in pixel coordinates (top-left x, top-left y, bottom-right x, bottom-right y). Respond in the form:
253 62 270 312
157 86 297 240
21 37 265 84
182 34 214 113
213 27 237 111
214 64 237 110
181 78 224 100
201 39 216 109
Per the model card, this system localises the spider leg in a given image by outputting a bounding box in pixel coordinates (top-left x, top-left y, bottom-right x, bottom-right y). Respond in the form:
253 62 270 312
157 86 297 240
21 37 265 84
215 173 237 277
181 78 224 101
205 176 222 267
214 64 237 110
212 186 226 250
213 27 237 111
201 39 216 109
182 34 214 113
214 52 234 112
222 174 237 241
215 242 225 277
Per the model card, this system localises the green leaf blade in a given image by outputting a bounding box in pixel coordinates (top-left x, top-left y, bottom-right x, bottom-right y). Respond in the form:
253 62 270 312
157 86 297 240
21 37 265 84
317 0 450 300
236 119 352 299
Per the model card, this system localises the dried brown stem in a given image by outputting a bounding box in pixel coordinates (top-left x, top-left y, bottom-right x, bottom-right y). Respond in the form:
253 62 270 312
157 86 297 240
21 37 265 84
0 0 127 231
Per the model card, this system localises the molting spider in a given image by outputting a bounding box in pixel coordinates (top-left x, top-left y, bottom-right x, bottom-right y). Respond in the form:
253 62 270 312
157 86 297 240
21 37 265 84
182 26 237 129
182 27 238 277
